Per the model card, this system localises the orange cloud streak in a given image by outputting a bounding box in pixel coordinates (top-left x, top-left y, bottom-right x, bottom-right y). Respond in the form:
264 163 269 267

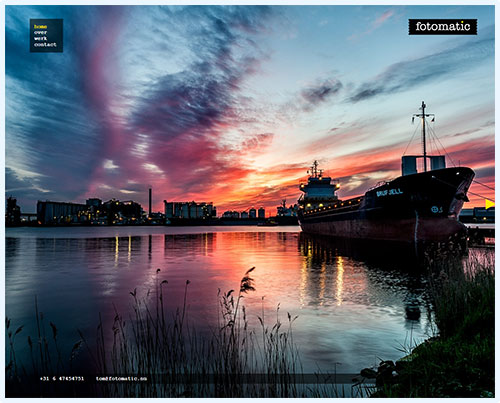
150 134 493 214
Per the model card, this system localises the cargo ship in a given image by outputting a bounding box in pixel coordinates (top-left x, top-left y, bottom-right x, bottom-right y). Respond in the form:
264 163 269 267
297 102 475 252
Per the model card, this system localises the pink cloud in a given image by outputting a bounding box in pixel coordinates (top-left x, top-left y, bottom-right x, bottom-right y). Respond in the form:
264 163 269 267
373 10 395 29
348 8 395 41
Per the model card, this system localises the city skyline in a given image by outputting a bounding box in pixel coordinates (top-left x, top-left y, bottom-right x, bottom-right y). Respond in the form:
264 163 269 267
6 5 495 213
6 192 274 216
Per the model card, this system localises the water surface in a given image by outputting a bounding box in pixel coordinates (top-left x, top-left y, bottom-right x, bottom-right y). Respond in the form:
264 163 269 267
6 226 434 374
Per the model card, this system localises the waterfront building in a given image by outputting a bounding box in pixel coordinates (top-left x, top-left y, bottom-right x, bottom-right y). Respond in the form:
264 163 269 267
6 196 21 226
148 212 165 224
164 201 216 219
102 199 143 224
85 198 103 221
258 207 265 218
249 208 256 218
86 198 102 208
222 210 240 218
241 211 249 219
37 200 87 224
120 200 142 218
459 207 495 223
35 197 144 225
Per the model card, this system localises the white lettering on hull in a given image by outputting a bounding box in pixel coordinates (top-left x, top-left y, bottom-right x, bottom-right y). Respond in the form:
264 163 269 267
376 188 403 197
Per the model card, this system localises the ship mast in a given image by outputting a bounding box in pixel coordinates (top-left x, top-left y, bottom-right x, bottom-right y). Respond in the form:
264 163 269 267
412 101 435 172
309 160 320 178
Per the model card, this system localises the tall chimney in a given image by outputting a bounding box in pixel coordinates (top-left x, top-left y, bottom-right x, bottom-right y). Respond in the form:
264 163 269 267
149 188 152 217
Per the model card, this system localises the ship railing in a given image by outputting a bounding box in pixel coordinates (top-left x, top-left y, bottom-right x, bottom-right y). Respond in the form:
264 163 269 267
302 197 339 201
367 181 389 191
303 196 364 216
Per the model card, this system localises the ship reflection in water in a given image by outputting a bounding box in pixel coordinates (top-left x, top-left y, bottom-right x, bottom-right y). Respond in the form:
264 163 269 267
297 233 429 325
6 227 434 375
297 232 433 346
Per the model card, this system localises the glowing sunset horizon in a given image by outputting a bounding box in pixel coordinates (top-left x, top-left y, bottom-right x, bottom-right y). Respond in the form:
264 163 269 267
6 5 494 215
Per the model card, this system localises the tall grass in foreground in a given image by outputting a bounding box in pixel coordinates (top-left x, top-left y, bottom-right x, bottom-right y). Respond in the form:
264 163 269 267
6 297 84 397
6 268 366 398
373 249 495 398
96 267 305 397
430 249 494 340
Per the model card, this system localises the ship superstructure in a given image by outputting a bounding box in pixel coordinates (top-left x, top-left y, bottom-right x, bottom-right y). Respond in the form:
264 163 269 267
298 161 340 211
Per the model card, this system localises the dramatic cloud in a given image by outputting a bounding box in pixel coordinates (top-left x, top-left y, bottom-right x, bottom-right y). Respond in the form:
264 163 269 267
302 121 374 156
6 6 277 211
240 133 275 152
6 7 120 205
349 26 494 102
121 6 275 202
300 78 343 111
5 6 494 212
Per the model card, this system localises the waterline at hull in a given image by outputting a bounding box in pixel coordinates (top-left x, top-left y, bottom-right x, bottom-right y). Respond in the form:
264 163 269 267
299 216 467 244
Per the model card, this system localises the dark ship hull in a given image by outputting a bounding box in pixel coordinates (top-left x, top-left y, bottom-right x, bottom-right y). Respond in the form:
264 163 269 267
298 167 474 247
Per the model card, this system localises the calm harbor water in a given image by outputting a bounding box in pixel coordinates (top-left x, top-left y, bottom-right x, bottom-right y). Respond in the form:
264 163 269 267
6 226 436 375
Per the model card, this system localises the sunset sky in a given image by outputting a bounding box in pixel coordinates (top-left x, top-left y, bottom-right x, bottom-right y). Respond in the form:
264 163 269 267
5 5 495 214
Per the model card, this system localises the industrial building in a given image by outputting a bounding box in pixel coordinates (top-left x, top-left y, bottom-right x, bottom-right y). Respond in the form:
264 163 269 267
37 200 88 224
222 211 240 218
164 201 216 219
86 198 102 208
37 198 145 225
459 207 495 223
6 196 21 226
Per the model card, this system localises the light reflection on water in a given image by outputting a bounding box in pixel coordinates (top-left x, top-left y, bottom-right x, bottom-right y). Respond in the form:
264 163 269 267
6 226 438 373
